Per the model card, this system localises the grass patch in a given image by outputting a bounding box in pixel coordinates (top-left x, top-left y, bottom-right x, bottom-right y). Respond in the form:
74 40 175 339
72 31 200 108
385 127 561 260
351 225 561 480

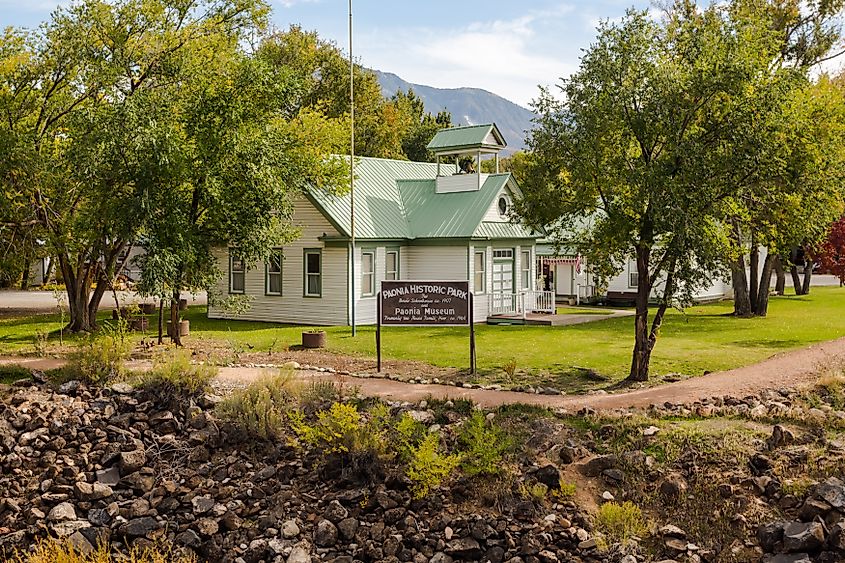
3 287 844 392
7 539 195 562
594 501 649 549
0 364 32 384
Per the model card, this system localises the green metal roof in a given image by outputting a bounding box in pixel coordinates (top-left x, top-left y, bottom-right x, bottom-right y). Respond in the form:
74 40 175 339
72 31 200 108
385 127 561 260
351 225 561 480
426 123 507 153
306 157 539 242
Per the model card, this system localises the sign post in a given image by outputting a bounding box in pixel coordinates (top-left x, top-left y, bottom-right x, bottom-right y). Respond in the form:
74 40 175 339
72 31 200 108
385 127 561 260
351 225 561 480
377 281 474 374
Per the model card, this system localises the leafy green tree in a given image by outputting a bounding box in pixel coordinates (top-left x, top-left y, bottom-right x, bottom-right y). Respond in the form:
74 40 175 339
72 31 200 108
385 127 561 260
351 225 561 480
519 5 790 381
0 0 269 332
722 0 845 315
257 26 451 161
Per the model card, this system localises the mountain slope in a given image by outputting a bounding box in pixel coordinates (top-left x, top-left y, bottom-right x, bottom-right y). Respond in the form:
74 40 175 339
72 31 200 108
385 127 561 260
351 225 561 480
374 70 535 154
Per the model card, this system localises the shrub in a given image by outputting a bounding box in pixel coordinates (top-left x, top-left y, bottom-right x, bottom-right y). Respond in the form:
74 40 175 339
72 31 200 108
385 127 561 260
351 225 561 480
553 482 578 501
406 432 460 498
519 481 549 502
217 371 298 439
502 358 518 379
594 501 649 549
69 335 131 384
9 539 196 562
291 402 390 457
394 412 427 461
137 349 217 395
33 328 49 357
457 410 513 477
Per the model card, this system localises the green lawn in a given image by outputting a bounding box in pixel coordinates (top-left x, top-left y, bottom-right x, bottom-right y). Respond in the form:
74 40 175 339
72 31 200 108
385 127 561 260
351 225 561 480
2 287 844 391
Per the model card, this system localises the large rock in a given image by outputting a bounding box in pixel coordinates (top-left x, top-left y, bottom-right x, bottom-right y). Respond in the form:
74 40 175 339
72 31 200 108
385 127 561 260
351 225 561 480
783 522 825 553
758 521 787 553
314 519 338 547
74 481 113 501
660 473 689 499
287 546 311 563
815 477 845 509
577 455 617 477
532 465 561 490
122 517 161 537
47 502 76 522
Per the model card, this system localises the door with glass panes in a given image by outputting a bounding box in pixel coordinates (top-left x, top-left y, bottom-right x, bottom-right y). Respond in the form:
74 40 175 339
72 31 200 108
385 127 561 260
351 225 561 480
492 249 515 312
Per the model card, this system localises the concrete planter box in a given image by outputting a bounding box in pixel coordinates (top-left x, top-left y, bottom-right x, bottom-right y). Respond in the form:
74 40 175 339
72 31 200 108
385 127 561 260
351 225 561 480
129 318 149 332
302 330 326 349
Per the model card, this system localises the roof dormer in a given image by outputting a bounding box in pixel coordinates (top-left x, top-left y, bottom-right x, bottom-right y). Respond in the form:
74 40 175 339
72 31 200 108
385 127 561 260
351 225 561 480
426 123 507 193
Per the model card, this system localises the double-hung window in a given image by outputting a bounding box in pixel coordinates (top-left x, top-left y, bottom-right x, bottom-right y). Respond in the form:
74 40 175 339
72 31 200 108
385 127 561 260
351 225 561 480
304 250 322 297
230 253 245 294
361 251 375 296
521 250 531 290
474 251 486 294
266 249 283 296
385 250 399 281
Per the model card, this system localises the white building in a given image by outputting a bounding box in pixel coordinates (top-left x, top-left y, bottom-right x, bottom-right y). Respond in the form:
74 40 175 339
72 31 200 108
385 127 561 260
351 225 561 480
208 124 550 325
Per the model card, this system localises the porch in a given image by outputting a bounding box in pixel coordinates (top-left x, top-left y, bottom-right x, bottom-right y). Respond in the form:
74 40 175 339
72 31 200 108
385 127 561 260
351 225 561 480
486 290 633 325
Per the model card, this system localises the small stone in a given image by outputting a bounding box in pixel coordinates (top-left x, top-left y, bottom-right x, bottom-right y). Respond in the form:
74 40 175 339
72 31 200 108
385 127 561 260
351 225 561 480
96 467 121 486
48 502 76 522
642 425 660 436
601 491 615 501
338 517 359 541
282 519 300 539
196 517 219 536
287 547 311 563
119 450 147 475
324 499 349 522
660 473 689 499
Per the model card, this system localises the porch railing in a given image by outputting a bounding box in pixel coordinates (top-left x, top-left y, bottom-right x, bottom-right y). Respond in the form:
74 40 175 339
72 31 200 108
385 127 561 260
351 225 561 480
488 291 556 318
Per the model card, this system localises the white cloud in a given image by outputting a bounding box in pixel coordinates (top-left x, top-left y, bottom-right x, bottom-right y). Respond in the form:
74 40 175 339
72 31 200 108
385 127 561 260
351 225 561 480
355 8 578 107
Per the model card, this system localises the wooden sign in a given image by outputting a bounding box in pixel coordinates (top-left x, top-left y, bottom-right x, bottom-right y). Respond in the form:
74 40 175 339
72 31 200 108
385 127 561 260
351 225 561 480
375 281 475 374
379 281 470 326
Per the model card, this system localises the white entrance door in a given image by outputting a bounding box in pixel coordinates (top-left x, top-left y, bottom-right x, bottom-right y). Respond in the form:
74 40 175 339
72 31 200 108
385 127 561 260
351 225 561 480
492 249 515 312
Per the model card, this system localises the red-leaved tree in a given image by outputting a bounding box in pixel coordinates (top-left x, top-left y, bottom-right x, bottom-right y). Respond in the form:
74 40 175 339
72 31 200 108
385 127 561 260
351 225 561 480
817 216 845 286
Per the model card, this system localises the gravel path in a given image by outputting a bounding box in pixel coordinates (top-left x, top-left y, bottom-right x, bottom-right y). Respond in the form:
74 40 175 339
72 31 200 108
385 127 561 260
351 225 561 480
4 335 843 410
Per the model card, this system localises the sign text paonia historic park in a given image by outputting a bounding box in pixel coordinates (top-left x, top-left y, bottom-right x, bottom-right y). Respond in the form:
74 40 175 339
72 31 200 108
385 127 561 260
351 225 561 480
380 281 470 326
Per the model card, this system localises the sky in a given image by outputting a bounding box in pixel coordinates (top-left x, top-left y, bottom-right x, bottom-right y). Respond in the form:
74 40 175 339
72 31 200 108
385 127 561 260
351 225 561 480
0 0 661 108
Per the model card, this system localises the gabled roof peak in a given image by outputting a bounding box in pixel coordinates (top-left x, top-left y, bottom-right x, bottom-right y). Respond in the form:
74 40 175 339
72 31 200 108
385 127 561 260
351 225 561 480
426 123 507 155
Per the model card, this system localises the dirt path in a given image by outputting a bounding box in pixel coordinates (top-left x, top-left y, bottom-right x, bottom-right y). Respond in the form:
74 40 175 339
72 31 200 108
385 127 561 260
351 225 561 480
4 335 843 409
217 336 845 409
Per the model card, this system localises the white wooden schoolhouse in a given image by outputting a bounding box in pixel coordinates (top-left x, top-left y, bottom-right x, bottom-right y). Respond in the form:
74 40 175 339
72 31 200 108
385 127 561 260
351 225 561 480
208 124 551 325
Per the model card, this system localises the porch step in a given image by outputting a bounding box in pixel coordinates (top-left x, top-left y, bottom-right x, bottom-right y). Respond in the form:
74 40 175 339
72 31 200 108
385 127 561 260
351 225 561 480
486 316 525 326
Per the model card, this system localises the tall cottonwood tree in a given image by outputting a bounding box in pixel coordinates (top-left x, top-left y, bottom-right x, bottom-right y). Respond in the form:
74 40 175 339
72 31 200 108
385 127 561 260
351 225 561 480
722 0 845 315
519 5 792 381
0 0 270 332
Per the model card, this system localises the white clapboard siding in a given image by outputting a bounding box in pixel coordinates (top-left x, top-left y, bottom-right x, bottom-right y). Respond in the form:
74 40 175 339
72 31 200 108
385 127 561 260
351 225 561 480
208 198 348 326
482 185 514 223
405 246 469 282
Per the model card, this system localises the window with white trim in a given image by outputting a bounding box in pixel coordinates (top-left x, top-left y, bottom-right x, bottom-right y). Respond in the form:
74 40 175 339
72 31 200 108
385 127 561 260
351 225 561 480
474 251 486 294
521 250 531 290
629 259 639 288
385 250 399 281
230 253 245 294
361 251 375 296
266 249 283 296
304 250 322 297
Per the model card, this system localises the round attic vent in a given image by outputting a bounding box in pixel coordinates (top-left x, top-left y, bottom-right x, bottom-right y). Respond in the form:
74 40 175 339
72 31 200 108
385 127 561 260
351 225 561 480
498 196 510 217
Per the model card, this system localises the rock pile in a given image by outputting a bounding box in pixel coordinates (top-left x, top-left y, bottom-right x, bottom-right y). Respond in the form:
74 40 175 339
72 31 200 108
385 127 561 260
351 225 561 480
0 381 618 562
757 477 845 563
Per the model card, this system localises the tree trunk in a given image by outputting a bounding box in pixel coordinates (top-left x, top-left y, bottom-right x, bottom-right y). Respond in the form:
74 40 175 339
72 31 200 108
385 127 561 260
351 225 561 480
790 265 803 295
749 244 759 308
627 247 651 382
753 254 776 316
20 260 30 290
774 256 786 295
170 289 182 346
731 256 752 316
802 259 813 295
157 299 164 345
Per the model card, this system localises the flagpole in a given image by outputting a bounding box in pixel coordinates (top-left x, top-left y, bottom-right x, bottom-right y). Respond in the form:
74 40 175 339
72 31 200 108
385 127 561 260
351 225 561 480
349 0 357 337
